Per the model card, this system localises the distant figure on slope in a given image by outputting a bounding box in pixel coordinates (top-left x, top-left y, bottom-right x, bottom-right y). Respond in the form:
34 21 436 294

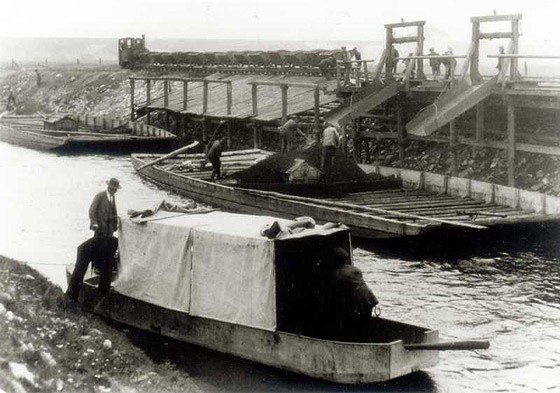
6 90 16 112
35 69 41 88
278 118 305 152
428 48 441 80
66 178 121 302
206 136 226 180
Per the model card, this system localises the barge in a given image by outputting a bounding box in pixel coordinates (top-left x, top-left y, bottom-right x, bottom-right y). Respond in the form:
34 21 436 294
130 149 560 239
0 114 177 153
67 210 488 384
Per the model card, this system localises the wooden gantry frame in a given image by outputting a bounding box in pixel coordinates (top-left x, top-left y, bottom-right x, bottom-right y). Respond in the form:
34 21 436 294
129 77 327 149
384 20 425 80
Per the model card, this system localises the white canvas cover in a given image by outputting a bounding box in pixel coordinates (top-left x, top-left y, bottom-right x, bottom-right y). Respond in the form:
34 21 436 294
114 210 347 332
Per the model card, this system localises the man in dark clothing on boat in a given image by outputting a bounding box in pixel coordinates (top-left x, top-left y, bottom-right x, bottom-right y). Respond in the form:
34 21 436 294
207 137 226 180
330 247 378 341
66 178 120 302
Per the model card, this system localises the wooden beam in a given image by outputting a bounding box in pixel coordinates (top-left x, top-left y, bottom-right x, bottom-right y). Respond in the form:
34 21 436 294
475 102 485 156
253 124 259 149
385 27 393 80
251 84 258 116
385 20 426 28
281 85 288 124
470 14 522 23
470 20 482 83
507 102 516 187
226 82 232 115
248 81 320 89
163 80 169 108
511 19 520 80
130 79 135 120
479 32 513 40
397 97 405 166
203 80 209 114
392 36 420 44
450 119 458 176
417 24 425 79
183 81 188 111
226 120 231 148
314 87 320 139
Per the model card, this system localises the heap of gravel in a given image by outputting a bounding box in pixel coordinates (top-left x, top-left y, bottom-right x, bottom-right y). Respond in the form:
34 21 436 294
231 146 372 184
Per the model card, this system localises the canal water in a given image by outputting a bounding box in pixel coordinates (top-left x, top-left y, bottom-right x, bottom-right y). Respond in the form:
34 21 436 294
0 141 559 393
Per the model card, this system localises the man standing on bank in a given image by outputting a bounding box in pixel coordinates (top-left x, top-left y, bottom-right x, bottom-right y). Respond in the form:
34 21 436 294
66 178 120 302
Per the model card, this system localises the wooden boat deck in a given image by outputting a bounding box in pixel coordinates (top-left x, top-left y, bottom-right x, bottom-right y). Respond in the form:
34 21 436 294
133 149 560 238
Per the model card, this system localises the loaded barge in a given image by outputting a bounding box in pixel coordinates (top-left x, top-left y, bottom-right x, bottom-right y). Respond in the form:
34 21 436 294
131 149 560 239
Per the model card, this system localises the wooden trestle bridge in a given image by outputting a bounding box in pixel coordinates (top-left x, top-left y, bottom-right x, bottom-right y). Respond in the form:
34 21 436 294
128 12 560 190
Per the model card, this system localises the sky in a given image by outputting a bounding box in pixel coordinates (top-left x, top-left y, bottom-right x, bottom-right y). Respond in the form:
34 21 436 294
1 0 559 47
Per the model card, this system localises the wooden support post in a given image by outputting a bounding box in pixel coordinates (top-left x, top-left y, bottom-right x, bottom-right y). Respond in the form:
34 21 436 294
450 119 458 176
183 81 188 111
226 82 232 115
281 85 288 125
336 63 341 89
364 61 369 83
475 102 485 156
351 119 360 163
314 87 321 140
417 24 425 79
163 80 169 108
166 110 171 131
226 120 232 148
146 79 151 105
252 84 258 116
470 21 482 83
511 19 520 80
397 98 405 166
146 79 151 124
202 117 207 146
129 79 135 120
385 27 394 81
507 102 516 187
253 124 259 148
203 80 209 114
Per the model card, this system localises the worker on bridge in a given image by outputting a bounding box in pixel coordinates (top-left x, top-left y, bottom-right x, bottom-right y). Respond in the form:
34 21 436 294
428 48 441 80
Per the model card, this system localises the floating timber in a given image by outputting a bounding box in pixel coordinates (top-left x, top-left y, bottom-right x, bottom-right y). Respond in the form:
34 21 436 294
0 114 177 153
131 149 560 239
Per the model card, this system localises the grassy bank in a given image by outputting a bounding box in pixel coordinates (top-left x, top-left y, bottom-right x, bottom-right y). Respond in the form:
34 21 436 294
0 255 201 393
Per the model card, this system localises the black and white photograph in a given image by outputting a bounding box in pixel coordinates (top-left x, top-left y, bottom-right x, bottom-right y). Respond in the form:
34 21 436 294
0 1 559 392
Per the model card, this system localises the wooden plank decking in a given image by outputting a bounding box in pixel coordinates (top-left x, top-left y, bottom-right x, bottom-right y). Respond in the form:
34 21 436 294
145 73 340 121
